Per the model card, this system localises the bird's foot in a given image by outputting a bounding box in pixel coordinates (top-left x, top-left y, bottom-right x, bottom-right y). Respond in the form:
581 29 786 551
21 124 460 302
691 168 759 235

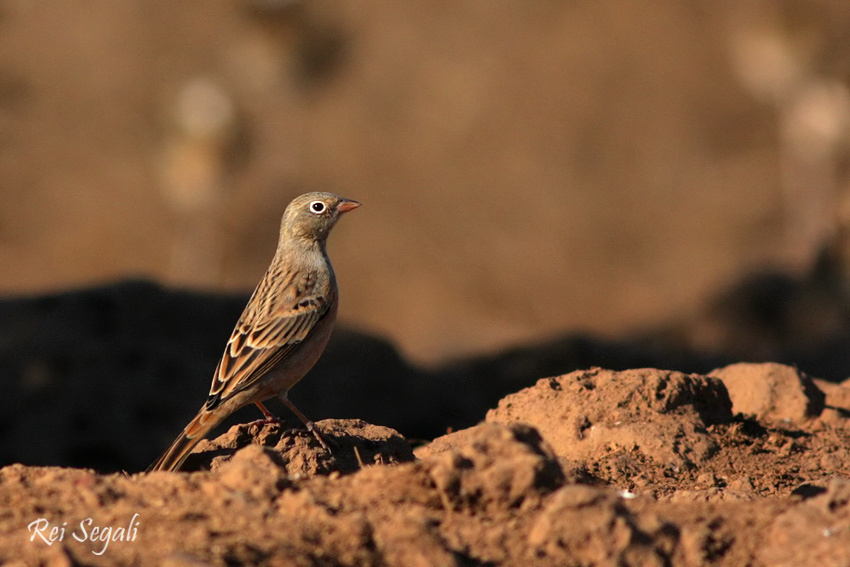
245 417 282 432
305 421 331 452
252 401 282 426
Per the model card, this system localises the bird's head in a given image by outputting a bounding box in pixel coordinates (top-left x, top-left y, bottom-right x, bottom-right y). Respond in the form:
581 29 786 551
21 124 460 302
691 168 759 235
280 192 360 243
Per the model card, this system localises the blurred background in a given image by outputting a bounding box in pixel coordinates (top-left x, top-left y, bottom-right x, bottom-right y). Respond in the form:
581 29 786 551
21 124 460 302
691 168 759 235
4 0 850 470
2 0 850 363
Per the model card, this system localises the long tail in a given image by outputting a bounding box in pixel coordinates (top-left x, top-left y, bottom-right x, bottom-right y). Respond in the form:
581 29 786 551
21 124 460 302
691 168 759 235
148 407 225 472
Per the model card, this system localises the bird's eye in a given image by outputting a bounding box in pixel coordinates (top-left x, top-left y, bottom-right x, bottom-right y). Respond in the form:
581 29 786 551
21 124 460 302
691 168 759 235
309 201 326 214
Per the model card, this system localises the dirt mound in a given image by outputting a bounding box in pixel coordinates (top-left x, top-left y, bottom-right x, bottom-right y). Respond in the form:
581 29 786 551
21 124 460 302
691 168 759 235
5 365 850 565
183 418 414 475
485 368 733 475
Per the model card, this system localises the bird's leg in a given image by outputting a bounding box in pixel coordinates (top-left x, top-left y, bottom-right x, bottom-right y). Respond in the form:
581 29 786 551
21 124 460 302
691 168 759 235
278 395 330 451
254 401 281 424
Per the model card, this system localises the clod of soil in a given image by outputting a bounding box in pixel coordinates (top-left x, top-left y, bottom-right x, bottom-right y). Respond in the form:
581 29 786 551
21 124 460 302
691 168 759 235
709 362 826 422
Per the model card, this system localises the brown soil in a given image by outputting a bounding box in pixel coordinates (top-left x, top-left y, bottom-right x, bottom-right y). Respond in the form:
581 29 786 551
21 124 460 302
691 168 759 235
5 364 850 565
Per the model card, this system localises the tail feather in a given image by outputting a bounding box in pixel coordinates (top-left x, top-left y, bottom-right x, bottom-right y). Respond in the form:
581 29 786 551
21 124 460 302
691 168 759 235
148 408 223 472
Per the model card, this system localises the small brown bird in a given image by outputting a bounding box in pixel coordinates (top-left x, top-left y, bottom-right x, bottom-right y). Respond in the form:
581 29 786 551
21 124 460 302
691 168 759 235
149 192 360 472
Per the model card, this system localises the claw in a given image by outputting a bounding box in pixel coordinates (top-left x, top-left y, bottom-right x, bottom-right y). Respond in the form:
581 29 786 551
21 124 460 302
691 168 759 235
305 421 330 451
277 395 332 452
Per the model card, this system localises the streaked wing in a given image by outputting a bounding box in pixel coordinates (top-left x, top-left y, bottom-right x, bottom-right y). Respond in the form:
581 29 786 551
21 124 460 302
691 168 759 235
206 268 330 407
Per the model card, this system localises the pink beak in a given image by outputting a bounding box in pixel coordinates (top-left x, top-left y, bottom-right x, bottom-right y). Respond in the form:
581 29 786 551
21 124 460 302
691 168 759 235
336 199 361 213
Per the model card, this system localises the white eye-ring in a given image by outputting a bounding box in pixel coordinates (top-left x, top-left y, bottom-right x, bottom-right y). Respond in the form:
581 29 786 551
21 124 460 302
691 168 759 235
309 201 326 214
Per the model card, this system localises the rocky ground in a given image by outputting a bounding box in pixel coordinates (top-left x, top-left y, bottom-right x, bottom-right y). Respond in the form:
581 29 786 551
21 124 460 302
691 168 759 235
4 361 850 565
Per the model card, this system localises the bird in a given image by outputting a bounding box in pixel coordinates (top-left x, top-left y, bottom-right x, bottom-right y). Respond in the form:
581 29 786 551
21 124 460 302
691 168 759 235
149 191 360 472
